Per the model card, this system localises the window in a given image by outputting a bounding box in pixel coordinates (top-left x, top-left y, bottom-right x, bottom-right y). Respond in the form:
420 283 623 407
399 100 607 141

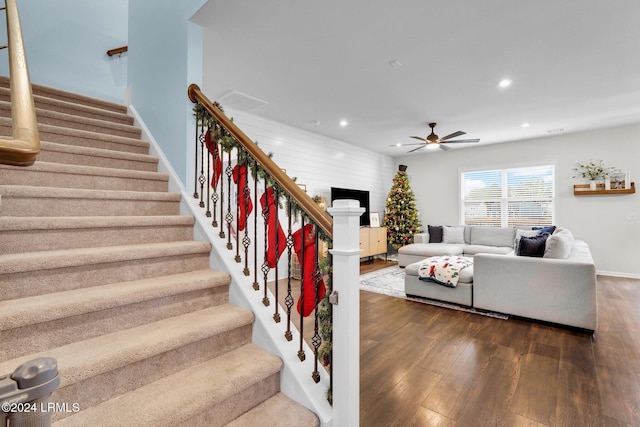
460 164 555 227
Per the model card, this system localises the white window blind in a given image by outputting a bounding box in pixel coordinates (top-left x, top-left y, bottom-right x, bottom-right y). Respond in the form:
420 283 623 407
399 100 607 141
461 165 554 227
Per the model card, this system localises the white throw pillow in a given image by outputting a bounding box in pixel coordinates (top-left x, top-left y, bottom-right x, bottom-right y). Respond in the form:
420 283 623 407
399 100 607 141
544 233 573 259
442 226 465 244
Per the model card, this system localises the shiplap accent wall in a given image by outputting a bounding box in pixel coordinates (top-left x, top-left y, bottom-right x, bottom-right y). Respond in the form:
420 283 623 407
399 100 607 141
222 107 396 217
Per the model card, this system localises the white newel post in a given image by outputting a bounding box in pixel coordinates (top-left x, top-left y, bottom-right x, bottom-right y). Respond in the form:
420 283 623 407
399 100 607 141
327 199 364 427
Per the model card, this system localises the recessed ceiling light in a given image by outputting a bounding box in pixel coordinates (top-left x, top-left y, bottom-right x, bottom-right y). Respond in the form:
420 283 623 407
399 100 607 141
309 120 321 125
521 122 530 128
339 120 348 127
498 79 513 89
388 60 402 68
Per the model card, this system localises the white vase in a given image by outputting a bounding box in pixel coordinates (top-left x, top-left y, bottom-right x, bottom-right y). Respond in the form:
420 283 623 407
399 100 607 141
604 178 611 190
589 180 596 191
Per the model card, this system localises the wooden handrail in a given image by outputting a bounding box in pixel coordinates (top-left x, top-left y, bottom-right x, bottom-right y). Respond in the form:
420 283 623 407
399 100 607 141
0 0 40 166
188 84 333 239
106 45 128 57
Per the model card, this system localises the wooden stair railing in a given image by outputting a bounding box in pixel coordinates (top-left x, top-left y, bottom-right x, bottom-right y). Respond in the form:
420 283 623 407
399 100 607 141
189 83 335 401
0 0 40 166
106 45 128 57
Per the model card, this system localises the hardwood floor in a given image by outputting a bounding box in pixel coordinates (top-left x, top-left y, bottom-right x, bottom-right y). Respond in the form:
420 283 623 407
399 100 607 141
360 273 640 426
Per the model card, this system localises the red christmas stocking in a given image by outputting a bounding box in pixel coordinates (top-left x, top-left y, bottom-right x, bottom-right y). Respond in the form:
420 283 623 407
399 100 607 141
232 164 253 231
205 128 222 190
293 224 326 317
259 187 286 268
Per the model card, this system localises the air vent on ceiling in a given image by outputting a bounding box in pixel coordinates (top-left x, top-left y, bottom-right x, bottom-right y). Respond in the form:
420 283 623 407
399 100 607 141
216 90 268 111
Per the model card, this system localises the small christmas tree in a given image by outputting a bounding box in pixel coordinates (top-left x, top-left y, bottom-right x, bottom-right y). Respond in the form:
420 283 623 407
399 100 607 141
383 165 422 249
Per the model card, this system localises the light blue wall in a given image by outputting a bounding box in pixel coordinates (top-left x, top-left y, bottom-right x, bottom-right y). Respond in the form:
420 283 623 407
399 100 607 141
0 0 128 102
128 0 206 187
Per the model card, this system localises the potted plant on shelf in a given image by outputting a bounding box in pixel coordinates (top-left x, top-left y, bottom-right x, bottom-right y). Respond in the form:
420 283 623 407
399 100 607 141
573 160 606 190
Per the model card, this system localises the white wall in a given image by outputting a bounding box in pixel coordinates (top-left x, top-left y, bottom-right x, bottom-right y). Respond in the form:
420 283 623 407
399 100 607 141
215 107 396 217
0 0 129 103
128 0 206 187
397 123 640 277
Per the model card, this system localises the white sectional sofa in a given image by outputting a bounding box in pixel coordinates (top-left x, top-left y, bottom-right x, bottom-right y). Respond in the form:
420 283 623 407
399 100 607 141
401 225 598 332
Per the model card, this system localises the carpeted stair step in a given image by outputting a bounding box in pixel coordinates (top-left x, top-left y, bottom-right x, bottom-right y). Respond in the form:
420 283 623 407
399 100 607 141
0 86 134 125
227 392 319 427
0 185 180 217
0 241 213 300
0 101 141 139
0 269 231 361
37 140 158 171
0 117 148 154
51 343 283 426
0 305 256 422
0 76 128 114
0 215 195 255
0 161 168 192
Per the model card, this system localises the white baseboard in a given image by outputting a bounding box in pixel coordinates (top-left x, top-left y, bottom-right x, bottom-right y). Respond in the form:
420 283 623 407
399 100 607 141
597 270 640 280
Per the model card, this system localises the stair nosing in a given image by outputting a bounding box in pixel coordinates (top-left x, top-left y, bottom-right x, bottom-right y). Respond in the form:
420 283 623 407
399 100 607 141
40 140 158 164
0 160 168 181
0 185 180 201
0 269 230 329
0 305 256 387
0 215 195 231
0 241 212 274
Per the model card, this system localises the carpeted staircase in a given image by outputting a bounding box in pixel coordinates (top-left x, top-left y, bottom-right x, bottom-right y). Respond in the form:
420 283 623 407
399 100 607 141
0 76 319 426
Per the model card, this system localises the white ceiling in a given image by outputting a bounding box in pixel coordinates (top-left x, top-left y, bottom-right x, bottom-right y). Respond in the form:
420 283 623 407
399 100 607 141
192 1 640 157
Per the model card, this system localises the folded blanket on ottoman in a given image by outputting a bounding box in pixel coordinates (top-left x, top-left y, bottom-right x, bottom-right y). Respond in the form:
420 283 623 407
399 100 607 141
418 256 473 288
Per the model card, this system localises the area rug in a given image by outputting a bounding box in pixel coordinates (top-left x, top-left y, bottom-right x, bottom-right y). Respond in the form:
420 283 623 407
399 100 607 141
359 265 508 319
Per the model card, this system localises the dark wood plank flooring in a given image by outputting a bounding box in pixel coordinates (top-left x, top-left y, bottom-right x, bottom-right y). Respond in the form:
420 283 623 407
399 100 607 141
360 272 640 426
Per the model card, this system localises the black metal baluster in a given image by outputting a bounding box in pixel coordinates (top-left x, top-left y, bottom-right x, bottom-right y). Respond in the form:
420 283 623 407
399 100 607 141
311 225 322 383
241 155 251 276
234 150 242 263
260 178 270 306
252 159 260 290
225 150 233 249
193 115 200 199
273 186 281 323
284 197 294 341
198 125 206 208
205 125 211 218
218 129 225 239
298 216 306 362
211 123 220 228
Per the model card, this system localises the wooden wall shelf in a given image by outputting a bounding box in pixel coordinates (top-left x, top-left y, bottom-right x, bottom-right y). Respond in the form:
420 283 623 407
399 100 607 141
574 182 635 195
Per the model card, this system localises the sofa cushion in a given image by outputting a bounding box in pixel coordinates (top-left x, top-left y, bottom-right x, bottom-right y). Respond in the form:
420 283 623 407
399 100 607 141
470 226 516 248
517 234 550 257
463 245 514 256
443 226 465 244
398 243 463 257
544 228 575 259
428 225 443 243
405 260 474 284
413 233 429 244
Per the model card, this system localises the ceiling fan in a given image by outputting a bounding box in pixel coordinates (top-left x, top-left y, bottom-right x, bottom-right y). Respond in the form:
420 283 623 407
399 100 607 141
396 122 480 152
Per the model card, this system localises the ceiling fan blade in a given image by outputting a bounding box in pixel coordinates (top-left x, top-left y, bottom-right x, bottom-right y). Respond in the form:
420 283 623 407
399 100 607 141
439 144 451 151
407 145 425 153
442 138 480 144
439 131 466 141
390 142 426 147
410 136 427 141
